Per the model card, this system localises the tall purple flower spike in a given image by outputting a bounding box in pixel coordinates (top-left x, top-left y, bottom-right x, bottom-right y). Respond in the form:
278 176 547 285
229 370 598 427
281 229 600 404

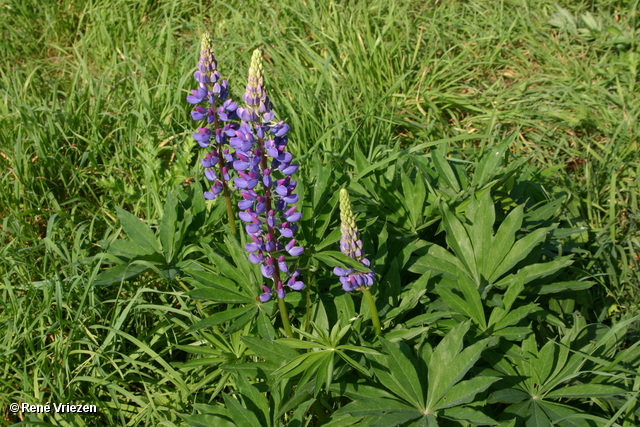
187 33 239 200
235 49 304 301
333 189 375 292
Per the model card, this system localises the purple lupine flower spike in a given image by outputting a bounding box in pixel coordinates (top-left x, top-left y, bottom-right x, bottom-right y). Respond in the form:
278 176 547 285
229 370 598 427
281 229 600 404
234 49 304 302
334 189 375 292
188 33 239 201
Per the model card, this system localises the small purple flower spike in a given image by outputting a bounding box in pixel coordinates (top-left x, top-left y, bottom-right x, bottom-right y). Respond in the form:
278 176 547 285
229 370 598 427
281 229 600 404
334 189 375 291
188 33 240 201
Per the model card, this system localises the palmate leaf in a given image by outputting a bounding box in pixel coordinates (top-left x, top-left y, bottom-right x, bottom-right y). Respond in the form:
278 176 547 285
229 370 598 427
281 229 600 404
222 393 262 427
426 323 491 412
545 384 627 399
233 373 271 427
158 188 178 263
408 242 466 280
187 306 256 332
437 274 486 329
359 321 494 424
115 206 161 253
439 406 499 425
435 375 501 411
93 263 150 285
314 250 372 272
333 397 422 424
378 338 425 408
182 413 234 427
440 201 478 281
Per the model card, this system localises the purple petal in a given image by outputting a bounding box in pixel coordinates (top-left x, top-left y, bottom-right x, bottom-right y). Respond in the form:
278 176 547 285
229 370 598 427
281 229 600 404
245 243 259 253
283 194 299 204
239 212 254 222
261 264 274 278
286 212 301 222
281 164 298 175
259 289 272 302
204 169 216 181
238 200 253 210
249 253 264 264
288 246 304 257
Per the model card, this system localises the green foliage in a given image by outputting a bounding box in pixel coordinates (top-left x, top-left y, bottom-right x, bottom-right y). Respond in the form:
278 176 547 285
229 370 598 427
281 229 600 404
1 0 639 426
93 184 207 285
336 322 500 426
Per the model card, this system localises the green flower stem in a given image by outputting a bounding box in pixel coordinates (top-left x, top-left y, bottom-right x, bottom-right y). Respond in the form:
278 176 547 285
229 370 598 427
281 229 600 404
277 297 293 338
361 287 381 336
305 272 314 333
221 183 237 238
214 113 237 239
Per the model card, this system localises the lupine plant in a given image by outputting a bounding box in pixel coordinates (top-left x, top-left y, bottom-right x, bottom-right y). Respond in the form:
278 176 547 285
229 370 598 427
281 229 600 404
333 188 381 335
232 49 304 338
187 38 304 337
187 33 239 236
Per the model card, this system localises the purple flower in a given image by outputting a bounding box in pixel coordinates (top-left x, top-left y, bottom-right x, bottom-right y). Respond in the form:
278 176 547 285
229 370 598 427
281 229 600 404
234 49 304 302
188 33 241 201
333 189 375 291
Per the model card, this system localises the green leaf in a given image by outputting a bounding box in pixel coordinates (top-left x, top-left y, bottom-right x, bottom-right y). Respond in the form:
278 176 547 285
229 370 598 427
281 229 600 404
159 189 178 263
222 393 262 427
107 239 156 258
487 388 530 404
435 375 501 410
440 202 478 281
458 274 486 328
242 336 299 364
234 374 270 427
115 206 161 252
224 308 257 335
185 269 241 292
337 350 371 378
432 145 461 192
494 303 537 330
402 171 426 230
187 287 255 304
316 226 342 252
378 338 425 408
408 243 466 279
492 227 551 280
257 309 275 341
181 413 234 427
532 280 594 295
335 397 422 420
439 406 498 425
545 384 627 399
93 263 149 286
187 306 255 332
467 191 495 280
486 205 523 283
385 326 431 343
198 246 247 288
314 250 371 272
472 134 513 188
278 338 327 350
427 322 489 411
436 276 486 329
273 350 330 380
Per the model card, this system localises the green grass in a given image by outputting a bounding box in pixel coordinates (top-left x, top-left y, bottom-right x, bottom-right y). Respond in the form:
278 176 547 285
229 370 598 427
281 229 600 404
0 0 639 425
